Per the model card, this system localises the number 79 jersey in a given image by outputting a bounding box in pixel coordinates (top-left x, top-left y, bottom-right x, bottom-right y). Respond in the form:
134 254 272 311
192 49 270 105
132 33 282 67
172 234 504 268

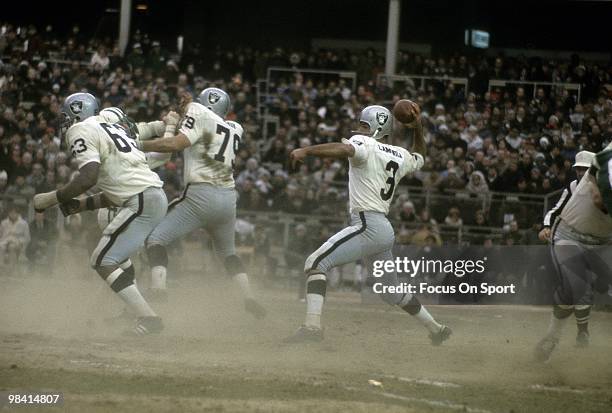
65 116 163 205
178 102 243 188
343 134 424 215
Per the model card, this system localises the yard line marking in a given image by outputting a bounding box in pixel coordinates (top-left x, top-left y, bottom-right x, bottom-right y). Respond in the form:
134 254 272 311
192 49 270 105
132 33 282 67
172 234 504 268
344 386 494 413
528 384 586 394
384 375 462 388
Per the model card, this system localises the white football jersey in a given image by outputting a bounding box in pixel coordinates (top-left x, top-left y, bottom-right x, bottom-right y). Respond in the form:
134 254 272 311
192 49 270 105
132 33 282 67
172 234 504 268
134 120 170 169
65 116 163 205
343 134 424 215
178 102 243 188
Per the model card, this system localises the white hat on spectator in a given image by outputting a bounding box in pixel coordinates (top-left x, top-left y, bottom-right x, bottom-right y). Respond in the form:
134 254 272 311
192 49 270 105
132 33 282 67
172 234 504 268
439 124 449 132
0 170 7 181
539 136 550 148
435 103 445 111
573 150 595 168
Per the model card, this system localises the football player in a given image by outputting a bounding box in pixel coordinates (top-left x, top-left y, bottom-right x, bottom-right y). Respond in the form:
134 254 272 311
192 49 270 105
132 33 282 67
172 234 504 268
137 88 267 319
539 150 595 347
95 107 172 282
33 93 170 335
534 146 612 362
285 103 451 344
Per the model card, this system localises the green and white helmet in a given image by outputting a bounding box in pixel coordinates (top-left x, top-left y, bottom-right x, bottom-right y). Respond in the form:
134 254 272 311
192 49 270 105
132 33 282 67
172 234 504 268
99 107 138 138
198 87 230 117
359 105 393 140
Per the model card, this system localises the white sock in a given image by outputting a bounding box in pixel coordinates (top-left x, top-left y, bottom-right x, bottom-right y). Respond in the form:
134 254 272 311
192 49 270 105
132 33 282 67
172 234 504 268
305 293 324 329
414 306 442 334
545 313 568 340
233 273 253 299
118 285 156 317
120 259 132 271
151 265 167 290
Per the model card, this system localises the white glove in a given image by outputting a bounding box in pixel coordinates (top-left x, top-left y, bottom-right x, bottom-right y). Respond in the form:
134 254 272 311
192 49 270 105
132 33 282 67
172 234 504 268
33 191 59 212
163 111 181 128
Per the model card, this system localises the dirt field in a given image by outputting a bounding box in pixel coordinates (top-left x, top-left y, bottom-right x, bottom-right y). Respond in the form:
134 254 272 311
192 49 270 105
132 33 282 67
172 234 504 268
1 270 611 413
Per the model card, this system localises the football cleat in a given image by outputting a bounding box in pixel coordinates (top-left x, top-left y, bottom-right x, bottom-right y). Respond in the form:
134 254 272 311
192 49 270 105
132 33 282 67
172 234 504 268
429 325 452 346
283 325 324 343
244 298 267 319
131 316 163 336
534 337 558 363
576 331 590 348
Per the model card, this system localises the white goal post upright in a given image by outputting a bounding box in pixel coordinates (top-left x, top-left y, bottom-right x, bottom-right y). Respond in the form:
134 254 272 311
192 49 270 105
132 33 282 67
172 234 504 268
385 0 401 76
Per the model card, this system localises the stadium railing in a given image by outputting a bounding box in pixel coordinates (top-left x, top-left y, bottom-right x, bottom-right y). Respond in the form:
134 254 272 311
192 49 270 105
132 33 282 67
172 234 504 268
375 73 469 100
487 79 582 103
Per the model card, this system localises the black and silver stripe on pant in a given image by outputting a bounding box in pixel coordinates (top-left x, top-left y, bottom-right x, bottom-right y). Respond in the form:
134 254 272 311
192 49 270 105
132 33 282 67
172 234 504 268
167 184 190 211
94 192 144 267
308 211 367 272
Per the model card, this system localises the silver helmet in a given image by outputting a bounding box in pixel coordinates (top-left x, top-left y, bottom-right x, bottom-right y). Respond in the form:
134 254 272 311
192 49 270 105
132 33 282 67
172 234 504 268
359 105 393 140
198 87 230 117
60 92 99 135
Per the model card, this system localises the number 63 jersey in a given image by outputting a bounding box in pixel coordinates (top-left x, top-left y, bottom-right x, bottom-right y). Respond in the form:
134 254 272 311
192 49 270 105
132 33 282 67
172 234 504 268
178 102 243 188
342 134 424 215
66 116 163 205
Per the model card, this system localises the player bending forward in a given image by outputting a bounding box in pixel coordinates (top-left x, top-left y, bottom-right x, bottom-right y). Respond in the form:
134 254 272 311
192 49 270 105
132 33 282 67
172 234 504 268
285 103 451 344
534 145 612 362
94 106 173 283
137 88 266 319
33 93 169 335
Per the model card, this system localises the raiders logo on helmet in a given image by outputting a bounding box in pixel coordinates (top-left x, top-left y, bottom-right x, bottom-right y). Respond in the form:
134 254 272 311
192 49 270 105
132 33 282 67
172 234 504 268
70 101 83 114
376 112 389 125
208 92 221 105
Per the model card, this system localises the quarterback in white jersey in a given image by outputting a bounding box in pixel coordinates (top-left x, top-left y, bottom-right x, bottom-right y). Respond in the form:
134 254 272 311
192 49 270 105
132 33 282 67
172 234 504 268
138 88 266 319
285 103 451 345
33 93 170 336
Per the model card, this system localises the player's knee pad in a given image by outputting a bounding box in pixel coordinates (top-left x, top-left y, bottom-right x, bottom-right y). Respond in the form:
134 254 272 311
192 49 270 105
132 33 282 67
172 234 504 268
553 304 574 319
95 267 135 292
306 272 327 297
398 294 422 315
224 255 245 277
146 244 168 268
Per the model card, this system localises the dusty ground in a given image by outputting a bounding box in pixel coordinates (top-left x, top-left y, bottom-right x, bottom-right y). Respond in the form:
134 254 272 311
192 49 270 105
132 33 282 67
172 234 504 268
1 269 611 413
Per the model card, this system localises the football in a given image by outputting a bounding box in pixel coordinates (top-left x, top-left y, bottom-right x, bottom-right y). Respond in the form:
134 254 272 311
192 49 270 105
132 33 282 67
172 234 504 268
393 99 420 124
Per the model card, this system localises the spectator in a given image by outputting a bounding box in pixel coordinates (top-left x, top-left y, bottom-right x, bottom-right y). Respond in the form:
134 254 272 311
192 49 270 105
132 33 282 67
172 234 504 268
0 205 30 271
444 206 464 227
25 211 57 271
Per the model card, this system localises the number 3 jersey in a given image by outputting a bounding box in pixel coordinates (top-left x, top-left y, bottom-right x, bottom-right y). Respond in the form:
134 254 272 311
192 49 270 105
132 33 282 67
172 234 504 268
178 102 243 188
65 116 163 205
342 134 424 215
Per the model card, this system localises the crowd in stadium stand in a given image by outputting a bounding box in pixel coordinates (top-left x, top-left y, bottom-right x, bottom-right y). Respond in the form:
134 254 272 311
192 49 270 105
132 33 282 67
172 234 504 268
1 23 611 262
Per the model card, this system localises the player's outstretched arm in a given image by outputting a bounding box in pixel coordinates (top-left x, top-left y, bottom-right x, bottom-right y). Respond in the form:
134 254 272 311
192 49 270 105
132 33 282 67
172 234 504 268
290 143 355 168
139 133 191 153
33 162 100 212
410 119 427 157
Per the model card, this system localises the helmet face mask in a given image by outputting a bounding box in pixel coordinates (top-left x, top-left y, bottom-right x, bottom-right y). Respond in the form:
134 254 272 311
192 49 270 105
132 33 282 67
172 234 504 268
198 87 230 117
359 105 393 140
100 107 138 139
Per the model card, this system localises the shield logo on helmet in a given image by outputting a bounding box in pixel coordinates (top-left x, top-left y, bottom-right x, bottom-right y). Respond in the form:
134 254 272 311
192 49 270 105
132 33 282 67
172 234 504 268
70 101 83 114
208 92 221 105
376 112 388 125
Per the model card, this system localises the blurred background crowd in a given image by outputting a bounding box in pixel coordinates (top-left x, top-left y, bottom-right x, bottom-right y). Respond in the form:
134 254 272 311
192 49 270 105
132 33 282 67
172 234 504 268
0 23 611 282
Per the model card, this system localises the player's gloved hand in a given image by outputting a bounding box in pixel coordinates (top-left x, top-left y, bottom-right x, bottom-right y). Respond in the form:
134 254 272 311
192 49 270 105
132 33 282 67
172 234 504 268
33 191 59 212
59 198 82 217
163 111 181 127
538 227 551 242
